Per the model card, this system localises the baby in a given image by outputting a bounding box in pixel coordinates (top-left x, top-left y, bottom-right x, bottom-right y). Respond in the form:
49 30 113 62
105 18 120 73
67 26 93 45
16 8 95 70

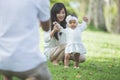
61 15 88 68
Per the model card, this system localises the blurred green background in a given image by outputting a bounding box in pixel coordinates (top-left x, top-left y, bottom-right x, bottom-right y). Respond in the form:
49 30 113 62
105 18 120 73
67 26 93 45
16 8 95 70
51 0 120 33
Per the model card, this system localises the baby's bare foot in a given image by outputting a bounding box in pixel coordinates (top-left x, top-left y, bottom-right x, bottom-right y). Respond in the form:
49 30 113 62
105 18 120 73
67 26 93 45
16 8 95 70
73 66 79 69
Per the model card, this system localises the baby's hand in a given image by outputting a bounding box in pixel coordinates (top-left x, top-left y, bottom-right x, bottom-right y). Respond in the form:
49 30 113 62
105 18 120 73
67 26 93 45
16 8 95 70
53 21 61 32
54 25 60 32
53 21 62 29
83 16 88 22
53 21 58 25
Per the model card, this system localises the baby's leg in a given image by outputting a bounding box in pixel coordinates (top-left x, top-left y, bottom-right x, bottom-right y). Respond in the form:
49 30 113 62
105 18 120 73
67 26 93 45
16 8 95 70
70 54 86 63
64 53 71 68
74 53 80 68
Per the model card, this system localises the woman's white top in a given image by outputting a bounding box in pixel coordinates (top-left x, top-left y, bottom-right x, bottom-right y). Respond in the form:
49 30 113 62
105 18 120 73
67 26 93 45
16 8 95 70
0 0 50 72
62 21 87 54
44 29 66 59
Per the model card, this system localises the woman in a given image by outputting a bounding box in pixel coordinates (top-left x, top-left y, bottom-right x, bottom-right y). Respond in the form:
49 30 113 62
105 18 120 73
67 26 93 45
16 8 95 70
44 2 86 65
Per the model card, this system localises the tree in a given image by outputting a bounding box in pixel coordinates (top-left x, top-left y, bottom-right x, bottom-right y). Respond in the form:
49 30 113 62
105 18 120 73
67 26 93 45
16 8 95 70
116 0 120 33
88 0 94 24
88 0 107 31
94 0 107 31
50 0 76 15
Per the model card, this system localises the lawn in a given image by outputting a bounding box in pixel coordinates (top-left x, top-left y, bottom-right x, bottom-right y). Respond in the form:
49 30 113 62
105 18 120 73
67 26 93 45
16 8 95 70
0 29 120 80
48 29 120 80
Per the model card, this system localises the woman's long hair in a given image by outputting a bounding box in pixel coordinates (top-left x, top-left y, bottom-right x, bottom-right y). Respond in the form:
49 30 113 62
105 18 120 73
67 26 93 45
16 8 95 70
51 3 67 40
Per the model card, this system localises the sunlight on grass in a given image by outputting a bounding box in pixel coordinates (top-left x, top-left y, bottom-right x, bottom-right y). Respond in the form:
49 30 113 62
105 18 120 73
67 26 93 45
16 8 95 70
49 30 120 80
83 30 120 58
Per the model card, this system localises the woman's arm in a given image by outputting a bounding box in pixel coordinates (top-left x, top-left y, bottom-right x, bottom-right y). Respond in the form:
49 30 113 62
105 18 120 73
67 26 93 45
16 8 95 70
50 28 57 38
50 22 61 38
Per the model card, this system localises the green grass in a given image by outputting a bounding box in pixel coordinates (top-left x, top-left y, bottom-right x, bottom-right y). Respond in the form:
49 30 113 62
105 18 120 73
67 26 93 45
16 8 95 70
0 29 120 80
48 30 120 80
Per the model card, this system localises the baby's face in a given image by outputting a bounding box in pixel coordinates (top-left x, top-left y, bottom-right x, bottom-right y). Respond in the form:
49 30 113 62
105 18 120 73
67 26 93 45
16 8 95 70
68 20 77 29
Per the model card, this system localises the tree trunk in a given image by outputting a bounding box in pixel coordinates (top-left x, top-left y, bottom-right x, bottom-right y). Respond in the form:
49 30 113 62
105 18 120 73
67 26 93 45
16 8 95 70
94 0 107 31
116 0 120 33
88 0 94 24
105 0 112 32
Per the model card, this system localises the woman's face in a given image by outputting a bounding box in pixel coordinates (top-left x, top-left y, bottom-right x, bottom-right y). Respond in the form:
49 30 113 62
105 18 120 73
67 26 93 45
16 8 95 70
56 8 66 22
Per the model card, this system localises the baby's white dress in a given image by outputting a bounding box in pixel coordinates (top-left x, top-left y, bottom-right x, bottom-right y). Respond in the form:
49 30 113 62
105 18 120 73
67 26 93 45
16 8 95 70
62 21 87 54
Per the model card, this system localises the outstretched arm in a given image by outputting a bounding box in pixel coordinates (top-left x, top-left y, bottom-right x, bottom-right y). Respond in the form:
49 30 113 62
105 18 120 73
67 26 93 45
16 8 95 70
83 16 88 22
40 20 50 31
79 16 88 31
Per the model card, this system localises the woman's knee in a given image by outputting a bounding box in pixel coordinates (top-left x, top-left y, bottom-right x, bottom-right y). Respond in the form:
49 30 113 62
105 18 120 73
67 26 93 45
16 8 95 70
79 54 86 63
50 45 65 61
